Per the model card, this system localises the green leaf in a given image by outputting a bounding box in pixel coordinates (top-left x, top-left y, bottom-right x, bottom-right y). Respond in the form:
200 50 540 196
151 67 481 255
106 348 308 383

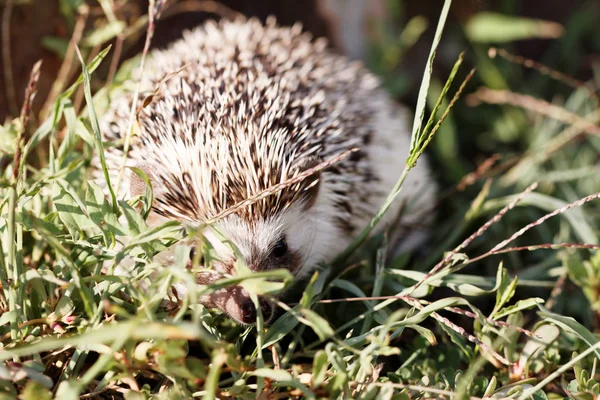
20 46 111 175
118 221 182 255
64 101 94 146
239 269 292 296
394 297 468 326
465 12 563 43
518 324 560 375
252 368 293 381
119 200 148 237
299 271 319 308
75 44 117 210
54 295 75 319
129 166 154 219
538 306 600 360
0 310 18 326
41 35 69 58
251 369 315 399
410 0 453 149
301 308 335 341
198 269 292 297
493 265 517 315
406 324 437 345
493 298 544 320
85 180 125 244
312 350 329 387
13 366 53 390
52 182 85 240
19 380 52 400
390 269 500 296
438 318 473 360
0 321 213 361
54 380 81 400
16 212 62 236
82 20 126 47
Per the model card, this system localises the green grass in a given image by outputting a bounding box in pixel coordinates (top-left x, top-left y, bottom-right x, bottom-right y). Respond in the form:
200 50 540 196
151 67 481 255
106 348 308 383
2 0 600 399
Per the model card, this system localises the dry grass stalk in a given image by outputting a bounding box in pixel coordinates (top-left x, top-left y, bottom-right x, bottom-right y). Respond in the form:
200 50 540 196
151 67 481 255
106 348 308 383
409 182 538 294
467 88 600 134
206 148 359 224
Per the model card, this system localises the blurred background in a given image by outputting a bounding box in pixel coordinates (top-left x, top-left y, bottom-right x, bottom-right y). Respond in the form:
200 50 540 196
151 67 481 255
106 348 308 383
2 0 598 120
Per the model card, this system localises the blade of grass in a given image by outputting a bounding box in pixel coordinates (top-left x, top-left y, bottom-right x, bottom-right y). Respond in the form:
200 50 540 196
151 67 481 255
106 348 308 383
334 62 473 265
115 0 159 194
409 0 453 149
0 320 209 361
5 60 42 344
19 46 112 182
74 44 117 210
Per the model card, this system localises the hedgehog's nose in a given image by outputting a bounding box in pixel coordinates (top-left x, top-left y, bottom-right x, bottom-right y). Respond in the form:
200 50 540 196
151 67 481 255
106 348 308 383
259 297 274 322
240 300 256 323
239 297 274 324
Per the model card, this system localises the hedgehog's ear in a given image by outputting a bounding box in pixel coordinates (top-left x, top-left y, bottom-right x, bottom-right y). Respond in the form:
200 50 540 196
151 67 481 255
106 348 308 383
129 162 166 199
293 157 321 211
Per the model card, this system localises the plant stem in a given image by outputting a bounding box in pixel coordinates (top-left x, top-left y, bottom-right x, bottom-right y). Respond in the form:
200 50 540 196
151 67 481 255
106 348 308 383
334 167 411 263
6 187 19 343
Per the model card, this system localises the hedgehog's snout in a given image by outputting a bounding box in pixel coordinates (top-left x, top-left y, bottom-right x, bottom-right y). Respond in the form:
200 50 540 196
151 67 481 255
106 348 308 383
234 295 274 324
238 297 274 324
208 285 275 325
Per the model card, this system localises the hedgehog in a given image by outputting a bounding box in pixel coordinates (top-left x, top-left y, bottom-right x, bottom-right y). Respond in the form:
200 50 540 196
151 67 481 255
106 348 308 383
95 17 436 324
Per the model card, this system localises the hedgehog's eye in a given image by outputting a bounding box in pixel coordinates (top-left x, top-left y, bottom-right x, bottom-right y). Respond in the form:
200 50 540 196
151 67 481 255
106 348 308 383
189 246 204 265
271 238 288 258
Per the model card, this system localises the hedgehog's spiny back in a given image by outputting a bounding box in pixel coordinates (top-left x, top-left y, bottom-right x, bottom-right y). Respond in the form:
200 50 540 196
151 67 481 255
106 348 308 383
101 18 381 223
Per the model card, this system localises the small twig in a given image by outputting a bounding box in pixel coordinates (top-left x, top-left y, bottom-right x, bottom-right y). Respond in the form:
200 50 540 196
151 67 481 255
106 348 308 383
270 345 281 370
467 88 600 134
106 33 125 84
403 297 511 366
73 44 101 113
414 68 477 159
319 295 538 338
40 5 89 120
488 47 598 103
336 261 366 278
545 271 568 310
499 108 600 186
135 63 189 116
533 110 600 159
1 0 17 117
79 383 121 399
116 0 161 193
206 148 359 224
432 310 511 365
13 60 43 182
160 0 243 21
456 154 500 192
6 59 41 344
408 182 538 295
0 317 49 341
488 191 600 254
467 242 600 265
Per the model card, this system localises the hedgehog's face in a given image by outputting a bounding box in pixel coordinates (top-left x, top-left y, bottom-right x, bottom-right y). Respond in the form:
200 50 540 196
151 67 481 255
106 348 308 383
197 202 317 324
138 160 332 325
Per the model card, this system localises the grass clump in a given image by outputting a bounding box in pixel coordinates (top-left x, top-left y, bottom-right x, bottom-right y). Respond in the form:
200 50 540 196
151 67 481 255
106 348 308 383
2 0 600 399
